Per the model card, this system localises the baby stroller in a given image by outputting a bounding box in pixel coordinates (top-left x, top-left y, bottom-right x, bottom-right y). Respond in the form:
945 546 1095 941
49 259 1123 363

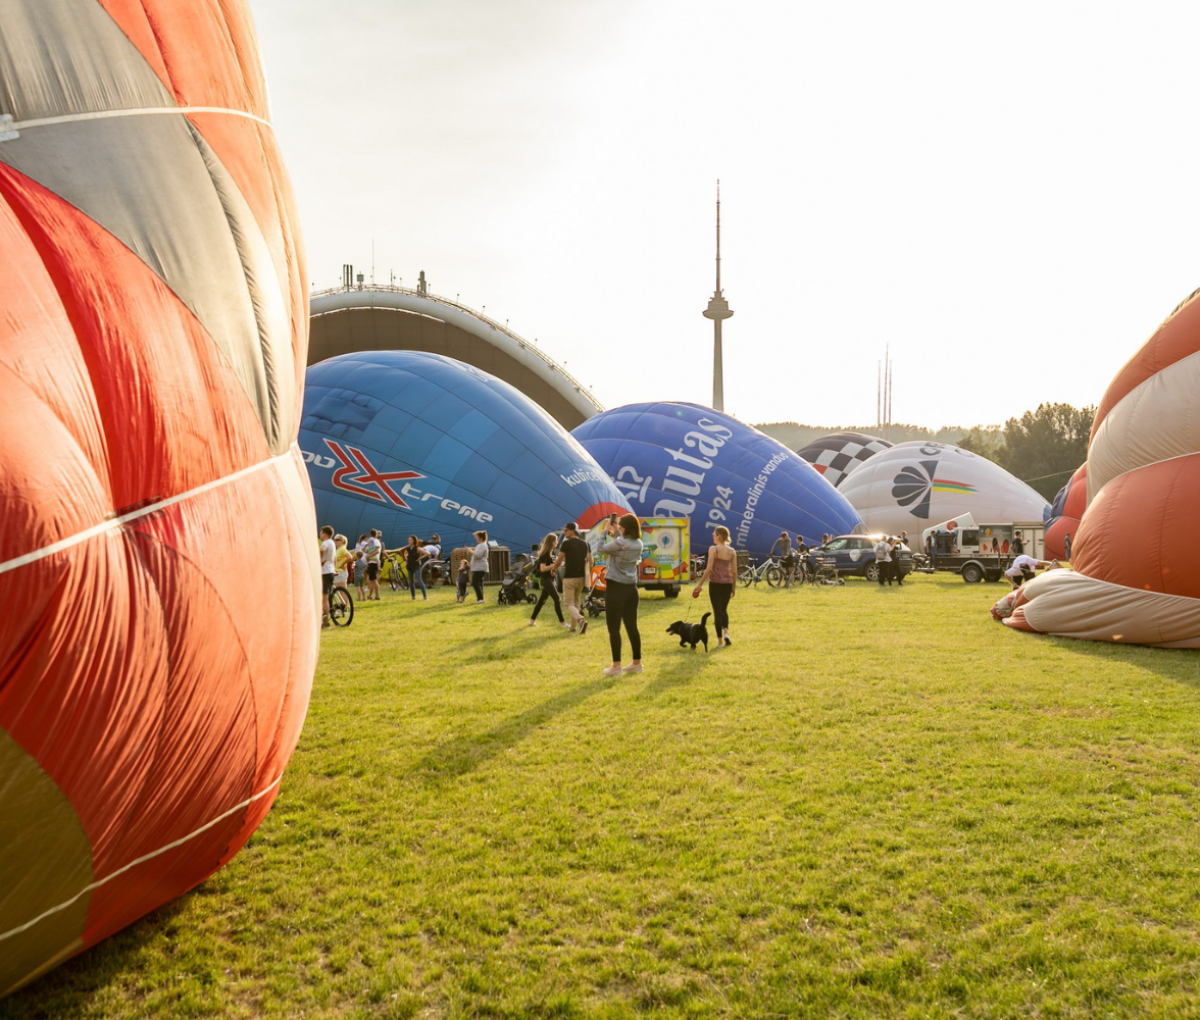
498 554 536 605
583 564 607 618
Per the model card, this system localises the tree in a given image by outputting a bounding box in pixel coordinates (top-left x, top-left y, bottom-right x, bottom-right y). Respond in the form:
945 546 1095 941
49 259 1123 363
997 403 1095 501
957 424 1005 463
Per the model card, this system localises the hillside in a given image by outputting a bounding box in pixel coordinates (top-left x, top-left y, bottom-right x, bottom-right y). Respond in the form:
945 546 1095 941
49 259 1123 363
755 422 979 450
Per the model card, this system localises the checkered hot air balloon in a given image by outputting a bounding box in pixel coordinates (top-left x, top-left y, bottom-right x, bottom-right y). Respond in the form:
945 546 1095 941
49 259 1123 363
0 1 318 994
1003 291 1200 647
796 432 892 488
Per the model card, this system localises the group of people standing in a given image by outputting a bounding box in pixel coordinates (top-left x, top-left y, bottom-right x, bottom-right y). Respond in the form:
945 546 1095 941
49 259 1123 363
873 535 909 586
522 516 647 676
319 515 743 678
318 527 384 628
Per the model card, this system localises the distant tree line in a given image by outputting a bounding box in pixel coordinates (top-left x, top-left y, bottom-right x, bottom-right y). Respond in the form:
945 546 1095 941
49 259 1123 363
756 402 1095 502
962 403 1095 501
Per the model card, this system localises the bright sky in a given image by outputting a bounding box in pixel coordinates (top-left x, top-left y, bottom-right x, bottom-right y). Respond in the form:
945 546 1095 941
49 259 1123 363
252 1 1200 430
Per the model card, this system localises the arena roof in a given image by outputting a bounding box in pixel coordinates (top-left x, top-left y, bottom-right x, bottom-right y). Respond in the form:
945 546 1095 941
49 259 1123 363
309 286 603 430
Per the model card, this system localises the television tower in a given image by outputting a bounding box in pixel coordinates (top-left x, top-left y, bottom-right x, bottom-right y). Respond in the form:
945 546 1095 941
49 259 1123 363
702 181 732 412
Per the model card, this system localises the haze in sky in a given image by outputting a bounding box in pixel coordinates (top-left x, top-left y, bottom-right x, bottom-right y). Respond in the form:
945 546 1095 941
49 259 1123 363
252 1 1200 429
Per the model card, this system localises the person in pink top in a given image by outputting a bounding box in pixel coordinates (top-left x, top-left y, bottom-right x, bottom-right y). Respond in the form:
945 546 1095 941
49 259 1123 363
692 525 738 647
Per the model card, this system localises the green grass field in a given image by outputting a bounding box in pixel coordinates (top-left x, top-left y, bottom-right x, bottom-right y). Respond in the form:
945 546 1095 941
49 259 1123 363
5 573 1200 1019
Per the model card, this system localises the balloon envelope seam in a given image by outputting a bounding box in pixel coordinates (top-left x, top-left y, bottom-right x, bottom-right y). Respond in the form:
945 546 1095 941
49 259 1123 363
0 449 295 576
0 773 283 947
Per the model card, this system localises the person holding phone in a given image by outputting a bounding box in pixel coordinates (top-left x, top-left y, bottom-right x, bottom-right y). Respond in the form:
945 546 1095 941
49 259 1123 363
600 513 644 675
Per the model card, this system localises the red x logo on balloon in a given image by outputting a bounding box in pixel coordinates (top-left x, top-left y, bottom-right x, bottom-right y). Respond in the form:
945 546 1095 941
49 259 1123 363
324 439 422 507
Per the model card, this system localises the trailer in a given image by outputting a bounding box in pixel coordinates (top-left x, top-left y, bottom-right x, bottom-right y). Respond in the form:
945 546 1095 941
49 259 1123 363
587 516 691 597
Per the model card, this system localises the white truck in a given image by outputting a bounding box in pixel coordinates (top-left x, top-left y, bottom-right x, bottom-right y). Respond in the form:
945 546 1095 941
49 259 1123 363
921 513 1046 583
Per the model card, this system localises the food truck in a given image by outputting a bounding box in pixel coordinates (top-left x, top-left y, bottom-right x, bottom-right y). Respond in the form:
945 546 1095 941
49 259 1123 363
922 513 1046 583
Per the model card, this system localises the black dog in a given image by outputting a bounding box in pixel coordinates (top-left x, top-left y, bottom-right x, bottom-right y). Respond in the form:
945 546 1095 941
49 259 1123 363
667 612 711 651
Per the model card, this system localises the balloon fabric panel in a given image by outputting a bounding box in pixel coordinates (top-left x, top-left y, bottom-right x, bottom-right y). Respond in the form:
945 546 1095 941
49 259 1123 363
1003 289 1200 646
1070 454 1200 599
572 402 864 559
0 0 317 994
301 352 627 552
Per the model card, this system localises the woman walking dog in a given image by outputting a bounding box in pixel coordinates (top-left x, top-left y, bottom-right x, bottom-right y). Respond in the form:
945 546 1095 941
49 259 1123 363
600 513 644 675
693 525 736 647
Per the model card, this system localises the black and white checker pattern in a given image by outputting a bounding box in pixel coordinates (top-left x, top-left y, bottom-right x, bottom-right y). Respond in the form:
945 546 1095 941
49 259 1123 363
799 434 892 487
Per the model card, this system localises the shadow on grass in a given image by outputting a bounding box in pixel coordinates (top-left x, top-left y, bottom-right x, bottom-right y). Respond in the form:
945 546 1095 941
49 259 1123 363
412 677 613 781
0 894 197 1019
1045 635 1200 687
639 645 715 698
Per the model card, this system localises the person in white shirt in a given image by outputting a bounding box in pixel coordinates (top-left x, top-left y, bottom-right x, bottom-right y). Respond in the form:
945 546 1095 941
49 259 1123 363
873 537 893 586
319 525 336 627
362 529 383 600
1005 554 1057 589
469 530 490 604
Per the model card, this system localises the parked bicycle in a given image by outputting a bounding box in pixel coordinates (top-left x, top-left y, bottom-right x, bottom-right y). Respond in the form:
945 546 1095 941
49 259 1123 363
739 556 782 588
811 555 842 586
383 553 408 591
777 554 808 588
329 587 354 626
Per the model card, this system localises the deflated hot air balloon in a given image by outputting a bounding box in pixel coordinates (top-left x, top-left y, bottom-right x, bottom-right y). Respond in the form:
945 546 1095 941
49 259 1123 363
0 2 317 995
1044 462 1087 560
1002 290 1200 647
797 431 892 488
300 352 627 552
837 441 1050 537
571 402 863 559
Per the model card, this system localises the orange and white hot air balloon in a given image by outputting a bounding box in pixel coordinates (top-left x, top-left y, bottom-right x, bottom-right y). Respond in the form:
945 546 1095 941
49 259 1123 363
1001 290 1200 648
0 1 317 994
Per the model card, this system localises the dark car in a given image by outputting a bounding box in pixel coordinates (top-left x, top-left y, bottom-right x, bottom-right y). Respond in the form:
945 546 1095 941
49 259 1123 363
810 534 914 581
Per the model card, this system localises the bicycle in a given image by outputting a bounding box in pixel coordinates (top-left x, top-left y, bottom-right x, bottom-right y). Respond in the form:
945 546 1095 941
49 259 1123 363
329 587 354 626
776 554 808 588
739 556 782 588
812 555 842 586
422 558 448 587
384 553 408 592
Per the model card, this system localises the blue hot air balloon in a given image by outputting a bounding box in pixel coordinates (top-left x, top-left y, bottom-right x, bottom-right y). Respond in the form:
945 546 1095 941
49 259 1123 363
300 352 627 551
572 402 864 559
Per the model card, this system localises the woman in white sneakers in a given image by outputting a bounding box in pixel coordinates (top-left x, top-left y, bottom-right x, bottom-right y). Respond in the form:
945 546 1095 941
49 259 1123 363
600 514 644 676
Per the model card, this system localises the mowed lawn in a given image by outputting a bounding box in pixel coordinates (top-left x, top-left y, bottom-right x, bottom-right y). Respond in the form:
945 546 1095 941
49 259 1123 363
5 573 1200 1020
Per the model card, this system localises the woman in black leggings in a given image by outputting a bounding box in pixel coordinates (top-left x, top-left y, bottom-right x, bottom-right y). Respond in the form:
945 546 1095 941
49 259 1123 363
469 530 489 604
599 514 645 675
529 533 568 628
693 525 736 646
